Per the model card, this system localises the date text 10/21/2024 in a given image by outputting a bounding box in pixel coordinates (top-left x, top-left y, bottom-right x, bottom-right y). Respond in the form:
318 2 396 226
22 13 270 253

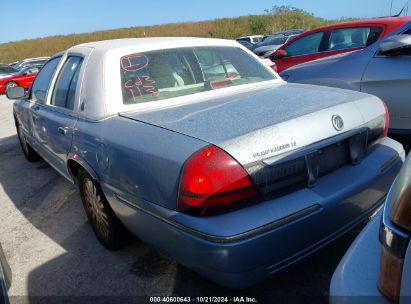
149 296 258 303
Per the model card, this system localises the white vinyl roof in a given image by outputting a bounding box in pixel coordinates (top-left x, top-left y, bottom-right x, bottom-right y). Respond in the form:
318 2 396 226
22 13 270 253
71 37 240 54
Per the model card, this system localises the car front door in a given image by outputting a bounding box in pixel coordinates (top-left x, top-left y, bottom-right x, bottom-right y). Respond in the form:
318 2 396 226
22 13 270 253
25 57 62 153
274 31 326 72
33 55 86 179
361 27 411 134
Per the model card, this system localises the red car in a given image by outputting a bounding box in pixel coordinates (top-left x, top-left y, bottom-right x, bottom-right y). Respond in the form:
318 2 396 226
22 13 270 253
0 66 40 94
270 16 411 73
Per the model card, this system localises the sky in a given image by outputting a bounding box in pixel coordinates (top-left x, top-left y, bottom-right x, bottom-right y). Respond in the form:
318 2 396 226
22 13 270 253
0 0 409 43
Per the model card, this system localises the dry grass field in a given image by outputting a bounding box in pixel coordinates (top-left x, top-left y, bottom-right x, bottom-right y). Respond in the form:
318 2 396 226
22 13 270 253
0 6 340 63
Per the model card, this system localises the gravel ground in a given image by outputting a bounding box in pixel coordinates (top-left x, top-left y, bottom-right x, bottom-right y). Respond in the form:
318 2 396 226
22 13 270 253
0 94 374 304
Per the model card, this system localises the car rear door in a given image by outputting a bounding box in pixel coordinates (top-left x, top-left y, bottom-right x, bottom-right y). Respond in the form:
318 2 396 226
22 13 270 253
33 53 88 179
361 28 411 134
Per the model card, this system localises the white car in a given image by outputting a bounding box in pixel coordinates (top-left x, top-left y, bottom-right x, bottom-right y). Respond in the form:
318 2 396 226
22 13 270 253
236 35 264 44
10 57 50 70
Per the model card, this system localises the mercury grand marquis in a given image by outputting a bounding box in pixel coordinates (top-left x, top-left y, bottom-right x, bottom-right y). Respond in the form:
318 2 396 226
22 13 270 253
7 37 405 288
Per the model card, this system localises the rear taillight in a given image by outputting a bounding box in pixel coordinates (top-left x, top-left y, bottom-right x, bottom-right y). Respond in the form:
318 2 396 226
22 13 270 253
178 145 262 216
382 101 390 138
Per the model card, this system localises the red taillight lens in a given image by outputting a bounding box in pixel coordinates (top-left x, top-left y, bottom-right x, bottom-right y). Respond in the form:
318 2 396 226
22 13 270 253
382 101 390 138
178 145 262 216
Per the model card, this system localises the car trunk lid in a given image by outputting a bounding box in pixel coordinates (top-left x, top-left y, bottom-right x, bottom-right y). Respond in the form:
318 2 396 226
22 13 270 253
120 83 385 200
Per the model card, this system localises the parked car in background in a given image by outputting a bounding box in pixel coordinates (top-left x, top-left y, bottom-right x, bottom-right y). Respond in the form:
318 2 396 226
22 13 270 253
236 39 254 50
270 17 411 72
253 29 305 57
10 57 49 70
330 152 411 303
0 243 11 304
7 37 404 288
236 35 264 44
0 66 40 94
253 33 300 58
280 20 411 138
0 64 18 79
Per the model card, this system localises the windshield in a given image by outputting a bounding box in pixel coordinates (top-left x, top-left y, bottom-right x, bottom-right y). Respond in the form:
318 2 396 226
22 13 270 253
120 46 275 104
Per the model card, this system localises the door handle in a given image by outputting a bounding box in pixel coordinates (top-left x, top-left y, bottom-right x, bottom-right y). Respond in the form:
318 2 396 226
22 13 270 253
58 127 68 135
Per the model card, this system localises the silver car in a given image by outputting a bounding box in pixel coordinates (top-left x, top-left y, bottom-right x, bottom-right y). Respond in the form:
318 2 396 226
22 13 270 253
281 20 411 136
253 34 300 58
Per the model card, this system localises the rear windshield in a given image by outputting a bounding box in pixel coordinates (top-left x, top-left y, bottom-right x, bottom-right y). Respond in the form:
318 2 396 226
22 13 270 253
120 46 275 104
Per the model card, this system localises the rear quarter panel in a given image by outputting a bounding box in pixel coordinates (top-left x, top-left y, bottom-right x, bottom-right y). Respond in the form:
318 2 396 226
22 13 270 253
73 116 208 210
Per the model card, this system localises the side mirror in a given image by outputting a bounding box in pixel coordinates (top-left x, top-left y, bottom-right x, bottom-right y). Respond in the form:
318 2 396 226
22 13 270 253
380 34 411 56
6 86 26 100
273 49 288 59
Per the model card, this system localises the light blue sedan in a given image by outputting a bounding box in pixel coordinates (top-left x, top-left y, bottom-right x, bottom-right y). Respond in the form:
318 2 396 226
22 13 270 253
7 37 405 288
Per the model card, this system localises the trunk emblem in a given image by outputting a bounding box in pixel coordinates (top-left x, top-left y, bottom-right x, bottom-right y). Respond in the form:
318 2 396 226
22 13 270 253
331 115 344 131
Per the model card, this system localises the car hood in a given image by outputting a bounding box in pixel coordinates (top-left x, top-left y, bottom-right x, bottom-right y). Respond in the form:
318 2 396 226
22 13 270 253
121 83 384 164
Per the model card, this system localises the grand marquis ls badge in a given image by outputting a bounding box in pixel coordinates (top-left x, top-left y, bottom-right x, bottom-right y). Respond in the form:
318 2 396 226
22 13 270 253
331 115 344 131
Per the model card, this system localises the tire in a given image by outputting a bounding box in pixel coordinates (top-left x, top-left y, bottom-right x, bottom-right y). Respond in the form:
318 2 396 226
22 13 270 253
5 82 18 92
78 169 131 250
16 122 41 162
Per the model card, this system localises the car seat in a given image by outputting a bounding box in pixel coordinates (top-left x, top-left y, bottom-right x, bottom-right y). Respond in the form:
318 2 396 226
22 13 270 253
150 57 185 89
330 31 346 50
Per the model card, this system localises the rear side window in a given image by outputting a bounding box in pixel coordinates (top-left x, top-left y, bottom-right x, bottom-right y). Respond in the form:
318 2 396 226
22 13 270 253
284 32 324 56
120 46 275 104
51 56 83 110
327 27 371 51
31 57 61 104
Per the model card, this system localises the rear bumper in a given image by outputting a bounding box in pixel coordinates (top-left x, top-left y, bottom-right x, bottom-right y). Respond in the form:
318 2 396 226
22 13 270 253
104 138 404 288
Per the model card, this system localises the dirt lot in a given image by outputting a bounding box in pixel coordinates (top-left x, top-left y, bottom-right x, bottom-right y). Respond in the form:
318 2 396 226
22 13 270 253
0 94 369 304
